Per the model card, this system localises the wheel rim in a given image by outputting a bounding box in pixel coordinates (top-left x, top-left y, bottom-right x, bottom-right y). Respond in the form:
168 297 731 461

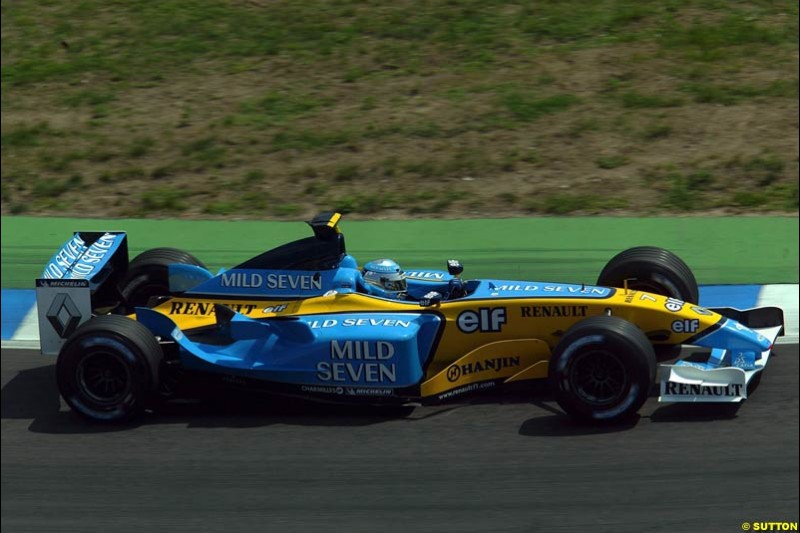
569 350 628 407
76 351 132 405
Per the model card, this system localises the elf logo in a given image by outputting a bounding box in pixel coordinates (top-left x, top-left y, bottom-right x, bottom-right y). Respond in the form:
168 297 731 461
672 319 700 334
457 308 507 333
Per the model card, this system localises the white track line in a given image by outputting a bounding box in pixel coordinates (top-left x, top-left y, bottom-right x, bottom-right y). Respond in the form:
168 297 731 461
12 303 40 340
757 284 799 344
1 339 42 350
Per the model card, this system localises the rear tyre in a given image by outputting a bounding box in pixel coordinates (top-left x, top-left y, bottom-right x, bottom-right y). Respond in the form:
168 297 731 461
597 246 699 304
57 315 163 422
550 315 656 423
120 247 205 308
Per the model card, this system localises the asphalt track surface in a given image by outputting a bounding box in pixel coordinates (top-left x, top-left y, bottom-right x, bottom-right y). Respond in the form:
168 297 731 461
2 346 798 533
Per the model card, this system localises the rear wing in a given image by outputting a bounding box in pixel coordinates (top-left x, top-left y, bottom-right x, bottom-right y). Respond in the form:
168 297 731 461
36 231 128 355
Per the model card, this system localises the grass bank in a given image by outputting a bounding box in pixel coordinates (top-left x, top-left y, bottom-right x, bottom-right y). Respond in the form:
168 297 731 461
1 1 798 219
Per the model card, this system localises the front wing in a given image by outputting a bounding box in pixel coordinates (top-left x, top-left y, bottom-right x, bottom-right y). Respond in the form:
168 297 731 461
658 323 783 403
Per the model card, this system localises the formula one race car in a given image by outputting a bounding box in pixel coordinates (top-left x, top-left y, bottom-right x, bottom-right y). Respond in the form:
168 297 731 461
36 213 785 424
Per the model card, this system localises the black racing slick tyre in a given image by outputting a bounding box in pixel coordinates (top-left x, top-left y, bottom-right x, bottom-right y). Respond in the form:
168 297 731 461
549 315 656 423
120 247 206 308
597 246 699 304
57 315 163 423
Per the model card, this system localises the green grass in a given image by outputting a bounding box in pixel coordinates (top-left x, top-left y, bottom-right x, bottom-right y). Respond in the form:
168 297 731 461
240 191 270 211
723 152 787 187
271 129 353 152
500 92 579 122
527 194 629 215
87 149 117 163
179 136 226 167
39 151 83 172
31 178 71 198
62 89 116 108
334 164 361 182
406 121 443 138
303 181 328 196
224 91 324 128
595 155 629 169
9 203 28 214
640 123 672 141
203 200 239 215
768 183 799 210
116 167 147 180
181 137 219 156
150 164 180 180
515 2 655 43
272 203 302 216
686 170 714 189
569 117 602 136
619 91 683 109
661 14 795 58
683 80 799 105
127 137 156 158
334 194 390 214
496 192 518 204
664 175 698 211
403 159 439 178
745 154 784 175
1 122 56 148
398 189 468 214
140 187 187 212
242 169 267 184
730 191 767 208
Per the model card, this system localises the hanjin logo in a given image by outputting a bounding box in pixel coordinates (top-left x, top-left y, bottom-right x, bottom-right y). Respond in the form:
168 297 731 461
446 356 521 383
46 293 82 338
447 365 462 382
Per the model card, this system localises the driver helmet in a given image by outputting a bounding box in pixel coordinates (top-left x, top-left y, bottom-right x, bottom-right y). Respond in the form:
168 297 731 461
362 259 407 298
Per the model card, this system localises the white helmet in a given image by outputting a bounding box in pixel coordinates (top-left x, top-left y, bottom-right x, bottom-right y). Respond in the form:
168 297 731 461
362 259 407 298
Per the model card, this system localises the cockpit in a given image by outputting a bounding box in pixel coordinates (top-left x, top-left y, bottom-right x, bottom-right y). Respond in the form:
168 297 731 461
189 212 472 303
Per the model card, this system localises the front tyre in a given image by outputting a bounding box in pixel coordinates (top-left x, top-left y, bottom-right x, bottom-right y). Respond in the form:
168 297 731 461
550 315 656 423
597 246 699 304
57 315 163 423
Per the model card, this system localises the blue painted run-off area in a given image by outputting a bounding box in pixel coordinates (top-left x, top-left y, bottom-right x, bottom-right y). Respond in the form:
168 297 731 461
1 286 763 341
2 289 36 340
699 285 762 311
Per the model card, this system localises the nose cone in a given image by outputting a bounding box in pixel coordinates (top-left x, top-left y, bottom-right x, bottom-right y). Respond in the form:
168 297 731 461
720 319 771 351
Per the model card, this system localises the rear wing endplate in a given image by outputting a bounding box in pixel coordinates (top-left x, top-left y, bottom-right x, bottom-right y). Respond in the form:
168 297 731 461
36 231 128 355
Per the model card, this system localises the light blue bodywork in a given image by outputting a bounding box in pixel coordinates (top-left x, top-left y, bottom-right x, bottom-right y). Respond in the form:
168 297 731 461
138 307 441 389
677 318 773 371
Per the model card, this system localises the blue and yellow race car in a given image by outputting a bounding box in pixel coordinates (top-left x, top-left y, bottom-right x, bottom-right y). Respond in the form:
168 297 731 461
36 213 785 423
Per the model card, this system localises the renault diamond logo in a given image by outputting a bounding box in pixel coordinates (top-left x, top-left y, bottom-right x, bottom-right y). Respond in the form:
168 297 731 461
46 293 82 338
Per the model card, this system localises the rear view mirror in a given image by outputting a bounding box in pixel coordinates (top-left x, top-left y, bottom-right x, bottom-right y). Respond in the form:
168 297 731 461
447 259 463 277
419 291 442 307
